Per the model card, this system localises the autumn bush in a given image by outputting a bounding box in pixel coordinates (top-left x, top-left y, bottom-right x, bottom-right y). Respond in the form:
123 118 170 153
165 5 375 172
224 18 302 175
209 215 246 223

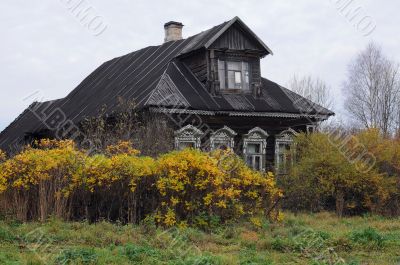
355 129 400 216
280 129 399 217
154 149 282 227
0 140 85 221
0 140 282 227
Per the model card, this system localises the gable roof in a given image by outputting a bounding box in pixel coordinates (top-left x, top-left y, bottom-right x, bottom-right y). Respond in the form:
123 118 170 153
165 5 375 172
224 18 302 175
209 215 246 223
179 16 273 57
0 17 334 151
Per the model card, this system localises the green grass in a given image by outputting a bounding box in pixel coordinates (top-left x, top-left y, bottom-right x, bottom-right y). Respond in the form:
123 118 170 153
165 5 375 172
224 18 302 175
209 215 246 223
0 212 399 264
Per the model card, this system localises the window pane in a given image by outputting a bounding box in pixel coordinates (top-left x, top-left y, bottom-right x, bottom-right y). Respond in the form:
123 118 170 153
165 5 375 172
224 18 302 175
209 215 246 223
247 143 261 154
234 72 242 88
279 154 284 165
215 142 229 150
246 156 253 167
254 156 261 170
179 142 195 150
243 70 250 91
228 71 235 89
223 61 250 90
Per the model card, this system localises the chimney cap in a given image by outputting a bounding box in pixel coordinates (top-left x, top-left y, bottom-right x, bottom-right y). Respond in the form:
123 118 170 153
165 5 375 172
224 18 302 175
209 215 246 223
164 21 184 28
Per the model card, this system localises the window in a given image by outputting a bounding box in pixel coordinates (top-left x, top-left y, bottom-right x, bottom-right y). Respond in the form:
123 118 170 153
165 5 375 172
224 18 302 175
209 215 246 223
275 129 298 174
218 60 250 91
210 126 237 151
178 141 195 150
306 125 317 134
243 127 269 171
174 125 203 150
246 143 262 170
276 143 291 171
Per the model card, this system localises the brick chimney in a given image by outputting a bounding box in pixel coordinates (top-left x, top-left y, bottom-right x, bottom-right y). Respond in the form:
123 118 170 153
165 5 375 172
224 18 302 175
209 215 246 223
164 21 184 43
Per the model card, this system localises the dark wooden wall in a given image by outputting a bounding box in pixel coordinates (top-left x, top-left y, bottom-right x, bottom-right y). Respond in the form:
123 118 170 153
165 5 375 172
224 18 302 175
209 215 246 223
181 51 208 85
169 113 315 165
210 23 265 51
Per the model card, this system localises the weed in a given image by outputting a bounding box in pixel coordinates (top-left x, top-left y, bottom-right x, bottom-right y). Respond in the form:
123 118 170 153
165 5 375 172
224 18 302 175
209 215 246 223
0 225 16 242
349 227 386 249
56 247 98 264
121 243 160 263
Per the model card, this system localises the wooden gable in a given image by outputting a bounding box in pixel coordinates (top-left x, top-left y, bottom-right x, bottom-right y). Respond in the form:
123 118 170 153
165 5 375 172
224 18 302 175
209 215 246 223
210 22 266 52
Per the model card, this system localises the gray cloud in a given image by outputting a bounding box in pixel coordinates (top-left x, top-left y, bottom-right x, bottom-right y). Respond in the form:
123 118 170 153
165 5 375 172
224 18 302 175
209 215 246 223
1 0 399 131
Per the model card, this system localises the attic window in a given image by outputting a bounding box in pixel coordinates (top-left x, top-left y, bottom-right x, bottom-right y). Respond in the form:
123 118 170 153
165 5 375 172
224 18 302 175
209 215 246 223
218 60 250 91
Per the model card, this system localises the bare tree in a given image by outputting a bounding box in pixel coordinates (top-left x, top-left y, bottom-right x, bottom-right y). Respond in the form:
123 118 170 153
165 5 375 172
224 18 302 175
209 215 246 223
344 42 400 136
80 98 174 156
287 75 334 110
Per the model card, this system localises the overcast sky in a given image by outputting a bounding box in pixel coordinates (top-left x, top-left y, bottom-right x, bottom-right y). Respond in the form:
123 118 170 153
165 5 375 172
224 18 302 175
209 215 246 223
1 0 399 131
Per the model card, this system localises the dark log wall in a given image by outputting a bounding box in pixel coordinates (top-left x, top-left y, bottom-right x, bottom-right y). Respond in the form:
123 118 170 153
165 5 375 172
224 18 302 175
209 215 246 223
181 51 208 85
168 113 315 165
250 57 262 90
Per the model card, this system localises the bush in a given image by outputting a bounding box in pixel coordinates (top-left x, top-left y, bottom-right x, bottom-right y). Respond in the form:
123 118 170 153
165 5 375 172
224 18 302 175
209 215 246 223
0 140 86 221
280 131 392 217
0 141 282 227
154 149 282 227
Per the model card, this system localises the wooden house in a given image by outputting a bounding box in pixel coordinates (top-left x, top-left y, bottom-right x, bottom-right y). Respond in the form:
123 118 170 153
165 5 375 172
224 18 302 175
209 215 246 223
0 17 334 171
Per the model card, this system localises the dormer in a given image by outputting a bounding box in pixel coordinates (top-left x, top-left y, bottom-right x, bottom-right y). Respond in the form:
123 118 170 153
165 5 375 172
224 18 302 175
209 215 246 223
179 17 273 96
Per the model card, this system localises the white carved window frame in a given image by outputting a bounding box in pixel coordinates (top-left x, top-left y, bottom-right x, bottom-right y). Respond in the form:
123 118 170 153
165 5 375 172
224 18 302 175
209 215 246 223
243 127 269 172
174 125 203 150
275 128 298 173
306 124 317 134
210 126 237 150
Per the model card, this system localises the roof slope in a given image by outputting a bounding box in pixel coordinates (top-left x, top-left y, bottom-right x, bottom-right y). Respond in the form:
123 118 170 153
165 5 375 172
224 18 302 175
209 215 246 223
0 17 334 151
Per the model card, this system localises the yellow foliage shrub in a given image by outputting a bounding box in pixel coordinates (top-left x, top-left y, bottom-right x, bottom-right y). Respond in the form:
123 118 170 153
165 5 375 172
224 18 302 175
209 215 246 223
0 150 6 193
105 141 140 156
0 149 5 163
155 149 282 226
0 140 84 192
282 131 395 217
0 140 282 225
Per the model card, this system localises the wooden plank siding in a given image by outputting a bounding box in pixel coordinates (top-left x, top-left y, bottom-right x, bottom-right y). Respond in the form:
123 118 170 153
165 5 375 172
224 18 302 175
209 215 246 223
181 51 208 85
167 113 314 166
210 23 266 52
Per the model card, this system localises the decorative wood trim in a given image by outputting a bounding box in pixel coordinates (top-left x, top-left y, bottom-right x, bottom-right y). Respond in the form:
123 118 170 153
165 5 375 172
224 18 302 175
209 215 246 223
275 128 297 173
174 125 204 150
243 127 269 172
149 107 331 120
210 126 237 150
145 73 190 107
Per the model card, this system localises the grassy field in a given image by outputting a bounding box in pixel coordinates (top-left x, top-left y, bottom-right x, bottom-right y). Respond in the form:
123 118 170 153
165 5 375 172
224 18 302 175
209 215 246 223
0 212 399 265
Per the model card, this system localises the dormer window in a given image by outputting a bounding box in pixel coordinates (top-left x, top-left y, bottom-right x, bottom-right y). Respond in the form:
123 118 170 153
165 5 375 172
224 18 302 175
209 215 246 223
218 60 250 91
